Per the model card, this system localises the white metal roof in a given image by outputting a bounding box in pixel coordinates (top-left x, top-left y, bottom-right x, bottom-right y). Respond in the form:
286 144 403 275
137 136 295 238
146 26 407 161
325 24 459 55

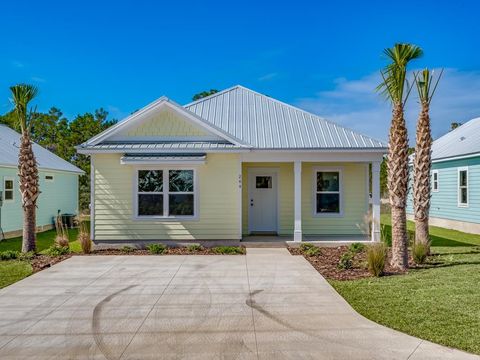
0 125 83 174
185 86 386 149
431 117 480 161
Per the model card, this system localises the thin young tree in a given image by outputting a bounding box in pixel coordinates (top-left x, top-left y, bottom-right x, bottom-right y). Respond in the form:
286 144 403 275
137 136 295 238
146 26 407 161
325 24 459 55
377 44 423 270
10 84 40 252
413 69 442 251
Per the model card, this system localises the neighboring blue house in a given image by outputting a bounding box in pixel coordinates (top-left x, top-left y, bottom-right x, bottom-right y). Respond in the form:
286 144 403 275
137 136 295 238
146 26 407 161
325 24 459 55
407 117 480 234
0 124 83 239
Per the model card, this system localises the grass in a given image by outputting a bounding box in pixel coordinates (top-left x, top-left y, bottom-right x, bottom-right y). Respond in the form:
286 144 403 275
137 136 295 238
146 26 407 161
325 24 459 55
0 261 33 288
331 214 480 354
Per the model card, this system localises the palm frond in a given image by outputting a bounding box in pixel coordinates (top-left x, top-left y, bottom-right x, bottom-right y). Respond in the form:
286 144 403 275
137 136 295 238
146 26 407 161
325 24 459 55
414 68 443 104
9 84 38 134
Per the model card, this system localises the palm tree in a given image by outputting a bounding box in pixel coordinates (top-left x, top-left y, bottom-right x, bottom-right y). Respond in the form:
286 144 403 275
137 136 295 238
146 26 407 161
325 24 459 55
413 69 442 252
378 44 423 270
10 84 40 253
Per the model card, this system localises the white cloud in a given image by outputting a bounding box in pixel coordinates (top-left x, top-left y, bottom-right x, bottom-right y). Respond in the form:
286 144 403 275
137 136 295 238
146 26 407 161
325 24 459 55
258 72 278 81
295 69 480 143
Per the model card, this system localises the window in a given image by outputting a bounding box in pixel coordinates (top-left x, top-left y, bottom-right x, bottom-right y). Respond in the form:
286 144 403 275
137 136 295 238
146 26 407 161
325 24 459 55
3 177 14 202
458 167 468 207
45 175 54 182
314 170 342 215
256 176 272 189
432 170 439 192
136 169 196 218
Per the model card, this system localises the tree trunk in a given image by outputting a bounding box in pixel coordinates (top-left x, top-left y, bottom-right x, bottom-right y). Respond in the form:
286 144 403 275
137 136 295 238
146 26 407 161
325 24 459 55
388 103 409 270
413 101 432 251
18 133 39 253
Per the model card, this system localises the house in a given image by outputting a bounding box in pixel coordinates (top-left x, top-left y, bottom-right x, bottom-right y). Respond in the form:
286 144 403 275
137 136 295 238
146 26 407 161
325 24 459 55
407 117 480 234
77 86 386 244
0 124 83 239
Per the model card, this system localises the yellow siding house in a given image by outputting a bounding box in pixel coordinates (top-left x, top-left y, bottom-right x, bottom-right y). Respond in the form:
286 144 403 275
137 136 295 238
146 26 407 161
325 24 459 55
77 86 386 244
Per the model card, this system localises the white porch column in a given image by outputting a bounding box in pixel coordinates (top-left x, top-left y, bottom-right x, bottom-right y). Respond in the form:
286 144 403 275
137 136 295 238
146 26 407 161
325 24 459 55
371 161 381 242
294 161 302 242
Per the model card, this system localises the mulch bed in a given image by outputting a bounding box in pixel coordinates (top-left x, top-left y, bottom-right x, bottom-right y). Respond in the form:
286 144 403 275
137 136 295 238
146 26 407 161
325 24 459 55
289 246 409 281
30 254 73 273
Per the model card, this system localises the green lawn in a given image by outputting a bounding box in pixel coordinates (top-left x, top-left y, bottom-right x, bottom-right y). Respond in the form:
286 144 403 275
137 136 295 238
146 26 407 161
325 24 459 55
0 227 82 289
331 215 480 354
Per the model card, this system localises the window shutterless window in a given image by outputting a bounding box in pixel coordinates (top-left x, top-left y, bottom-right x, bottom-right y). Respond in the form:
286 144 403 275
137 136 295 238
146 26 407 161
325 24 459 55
3 177 14 202
458 168 468 207
135 169 196 218
314 170 342 215
432 170 439 192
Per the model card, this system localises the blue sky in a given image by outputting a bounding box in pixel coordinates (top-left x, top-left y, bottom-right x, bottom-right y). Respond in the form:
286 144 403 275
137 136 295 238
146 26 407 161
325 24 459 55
1 0 479 141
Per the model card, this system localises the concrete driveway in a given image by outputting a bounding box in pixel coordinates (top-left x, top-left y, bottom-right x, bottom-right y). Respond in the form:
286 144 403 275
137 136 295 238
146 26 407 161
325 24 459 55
0 248 477 360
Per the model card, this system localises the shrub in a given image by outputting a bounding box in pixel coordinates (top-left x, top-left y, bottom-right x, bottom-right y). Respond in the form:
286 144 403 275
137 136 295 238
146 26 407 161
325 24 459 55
338 251 354 270
367 243 386 277
187 244 203 252
54 215 69 248
0 250 19 260
78 220 92 254
349 242 365 254
121 246 134 253
212 246 245 255
18 251 35 261
46 245 70 257
412 241 430 264
304 246 321 256
146 243 167 254
299 243 315 252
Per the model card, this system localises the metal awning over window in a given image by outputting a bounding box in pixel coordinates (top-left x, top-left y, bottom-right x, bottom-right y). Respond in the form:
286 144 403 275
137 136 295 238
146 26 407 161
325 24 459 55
120 153 206 165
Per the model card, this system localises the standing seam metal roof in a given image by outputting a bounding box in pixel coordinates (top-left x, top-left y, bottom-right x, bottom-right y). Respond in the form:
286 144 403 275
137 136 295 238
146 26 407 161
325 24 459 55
184 85 386 149
0 125 83 173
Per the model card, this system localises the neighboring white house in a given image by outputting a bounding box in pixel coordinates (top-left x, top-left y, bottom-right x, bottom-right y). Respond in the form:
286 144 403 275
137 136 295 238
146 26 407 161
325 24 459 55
0 124 83 239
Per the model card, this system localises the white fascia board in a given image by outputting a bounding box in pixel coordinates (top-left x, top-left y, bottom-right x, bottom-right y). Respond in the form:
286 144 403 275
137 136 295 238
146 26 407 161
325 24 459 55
432 152 480 163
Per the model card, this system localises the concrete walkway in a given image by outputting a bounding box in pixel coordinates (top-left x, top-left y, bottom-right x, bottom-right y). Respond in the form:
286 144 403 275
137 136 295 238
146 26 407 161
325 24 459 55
0 248 477 359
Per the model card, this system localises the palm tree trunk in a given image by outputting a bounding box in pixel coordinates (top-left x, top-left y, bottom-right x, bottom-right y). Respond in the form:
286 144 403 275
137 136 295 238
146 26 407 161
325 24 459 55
388 103 409 270
18 133 39 253
413 101 432 249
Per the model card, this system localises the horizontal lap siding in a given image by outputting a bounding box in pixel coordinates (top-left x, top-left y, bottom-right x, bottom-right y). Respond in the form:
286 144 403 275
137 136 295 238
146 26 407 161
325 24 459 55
302 163 368 235
1 167 79 233
93 153 240 240
408 157 480 224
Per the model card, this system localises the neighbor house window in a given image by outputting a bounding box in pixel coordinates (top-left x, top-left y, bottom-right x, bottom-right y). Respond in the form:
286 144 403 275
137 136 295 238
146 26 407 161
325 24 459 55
432 170 439 192
45 175 54 182
136 169 195 218
458 167 468 207
314 170 342 215
3 177 14 202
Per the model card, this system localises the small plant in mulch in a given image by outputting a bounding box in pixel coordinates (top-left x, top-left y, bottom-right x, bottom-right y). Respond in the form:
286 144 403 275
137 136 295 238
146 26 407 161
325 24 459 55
78 219 92 254
121 246 135 253
337 251 354 270
348 242 365 254
45 245 70 257
212 246 245 255
367 243 386 277
187 244 204 252
0 250 20 260
146 243 167 254
54 215 70 248
412 241 430 264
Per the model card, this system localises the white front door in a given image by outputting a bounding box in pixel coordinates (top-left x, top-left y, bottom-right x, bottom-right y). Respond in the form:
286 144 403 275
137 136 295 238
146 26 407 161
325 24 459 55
248 170 278 233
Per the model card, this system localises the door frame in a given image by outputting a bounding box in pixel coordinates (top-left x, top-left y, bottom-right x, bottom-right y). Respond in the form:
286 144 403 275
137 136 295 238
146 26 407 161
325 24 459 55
247 167 280 234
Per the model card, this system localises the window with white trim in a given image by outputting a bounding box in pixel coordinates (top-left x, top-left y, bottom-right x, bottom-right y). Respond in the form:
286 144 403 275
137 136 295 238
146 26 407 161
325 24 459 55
315 170 341 214
432 170 439 192
136 169 195 218
458 168 468 207
3 177 14 202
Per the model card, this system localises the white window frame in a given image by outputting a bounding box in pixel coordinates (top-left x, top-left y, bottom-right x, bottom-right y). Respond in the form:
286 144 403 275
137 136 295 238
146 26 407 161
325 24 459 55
432 170 439 192
133 166 199 221
457 167 469 208
3 176 15 203
312 167 344 217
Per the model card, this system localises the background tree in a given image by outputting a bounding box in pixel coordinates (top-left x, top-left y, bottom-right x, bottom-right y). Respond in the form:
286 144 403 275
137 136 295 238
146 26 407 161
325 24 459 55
377 43 423 270
450 122 462 130
10 84 40 253
192 89 218 101
413 69 442 251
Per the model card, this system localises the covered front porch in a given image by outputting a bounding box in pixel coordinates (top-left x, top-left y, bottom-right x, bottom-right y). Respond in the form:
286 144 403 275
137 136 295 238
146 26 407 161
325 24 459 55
239 151 382 242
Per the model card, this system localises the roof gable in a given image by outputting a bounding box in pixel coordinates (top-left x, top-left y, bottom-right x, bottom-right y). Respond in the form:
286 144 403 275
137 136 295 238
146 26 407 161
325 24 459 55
0 125 83 174
185 85 386 149
85 98 246 147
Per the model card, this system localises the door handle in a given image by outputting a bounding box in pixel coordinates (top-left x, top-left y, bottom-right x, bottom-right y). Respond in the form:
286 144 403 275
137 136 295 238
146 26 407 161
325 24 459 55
250 199 254 207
